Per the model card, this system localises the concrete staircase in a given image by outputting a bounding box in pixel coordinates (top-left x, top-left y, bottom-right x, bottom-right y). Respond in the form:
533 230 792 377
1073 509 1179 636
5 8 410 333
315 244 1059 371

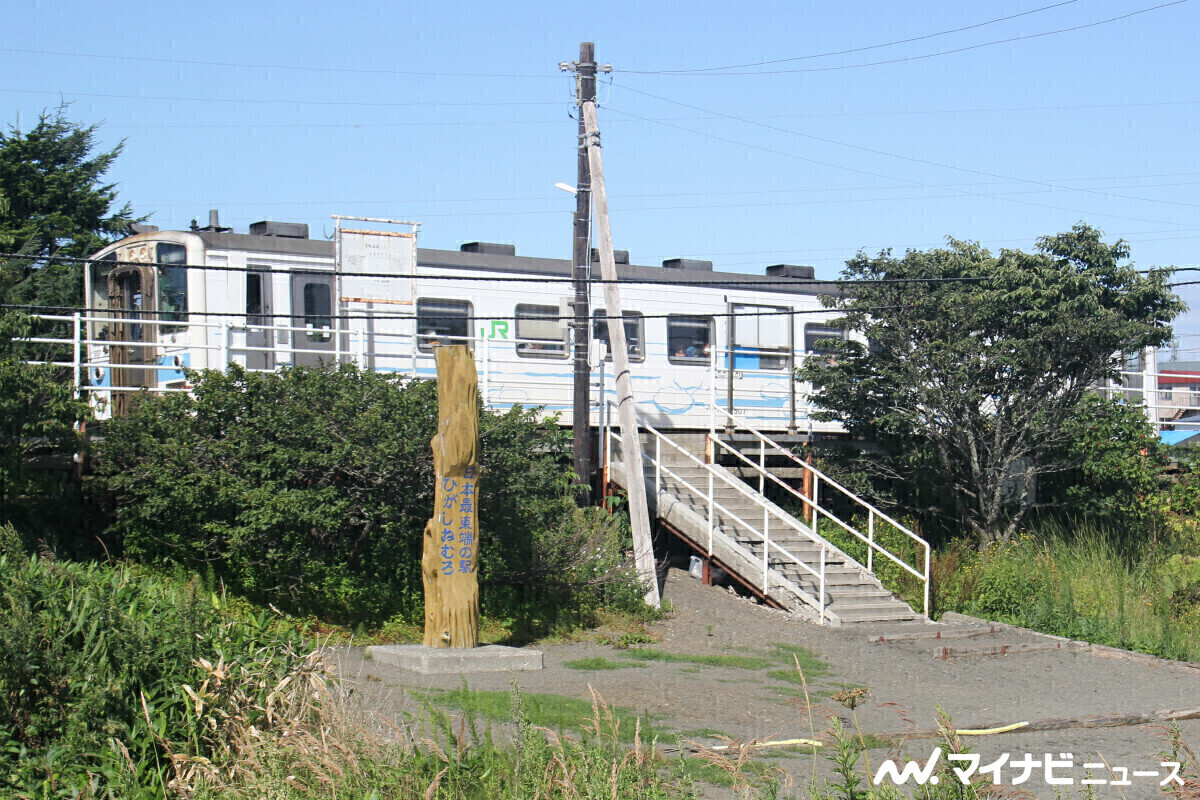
608 429 924 627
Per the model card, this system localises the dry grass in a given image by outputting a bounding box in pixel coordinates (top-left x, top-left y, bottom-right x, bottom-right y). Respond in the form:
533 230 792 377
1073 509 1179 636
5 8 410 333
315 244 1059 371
151 646 673 799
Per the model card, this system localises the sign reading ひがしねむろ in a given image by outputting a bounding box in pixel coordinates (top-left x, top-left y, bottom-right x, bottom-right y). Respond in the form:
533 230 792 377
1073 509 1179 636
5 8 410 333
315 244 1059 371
421 345 480 648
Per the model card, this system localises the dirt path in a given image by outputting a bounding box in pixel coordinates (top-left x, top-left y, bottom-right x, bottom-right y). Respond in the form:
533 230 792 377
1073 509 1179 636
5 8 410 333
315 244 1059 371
333 569 1198 797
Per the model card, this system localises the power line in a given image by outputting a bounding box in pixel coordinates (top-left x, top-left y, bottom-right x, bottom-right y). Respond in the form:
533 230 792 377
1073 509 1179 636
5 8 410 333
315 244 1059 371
620 1 1191 76
0 251 990 287
612 85 1200 210
0 87 562 108
139 176 1200 211
126 186 1200 225
91 100 1200 131
625 0 1080 74
2 301 897 324
603 106 1194 229
0 47 557 80
641 226 1200 263
103 119 573 131
11 250 1184 287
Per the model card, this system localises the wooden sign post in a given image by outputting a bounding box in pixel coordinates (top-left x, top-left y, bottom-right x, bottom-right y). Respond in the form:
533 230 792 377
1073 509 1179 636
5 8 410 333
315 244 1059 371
421 345 481 648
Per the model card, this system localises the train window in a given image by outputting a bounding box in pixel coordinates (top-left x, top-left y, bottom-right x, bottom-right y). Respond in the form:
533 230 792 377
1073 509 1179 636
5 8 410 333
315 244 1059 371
732 304 789 370
247 273 264 318
667 316 714 364
515 304 566 358
804 324 845 356
303 282 333 342
157 243 188 331
417 298 472 352
592 310 644 362
89 252 117 339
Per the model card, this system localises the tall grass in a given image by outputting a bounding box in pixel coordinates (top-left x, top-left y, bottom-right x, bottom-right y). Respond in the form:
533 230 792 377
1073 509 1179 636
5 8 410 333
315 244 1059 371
935 520 1200 662
0 523 311 798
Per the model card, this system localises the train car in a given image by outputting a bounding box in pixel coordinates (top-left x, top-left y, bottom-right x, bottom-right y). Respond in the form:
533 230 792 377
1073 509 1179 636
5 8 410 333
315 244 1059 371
82 213 852 433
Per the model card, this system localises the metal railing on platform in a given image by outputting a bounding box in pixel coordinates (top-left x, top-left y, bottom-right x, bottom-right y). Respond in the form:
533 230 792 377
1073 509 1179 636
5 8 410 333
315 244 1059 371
19 313 590 416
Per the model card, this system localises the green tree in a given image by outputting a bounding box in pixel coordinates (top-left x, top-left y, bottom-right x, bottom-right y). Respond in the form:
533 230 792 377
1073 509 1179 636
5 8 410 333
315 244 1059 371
0 105 137 309
799 224 1183 546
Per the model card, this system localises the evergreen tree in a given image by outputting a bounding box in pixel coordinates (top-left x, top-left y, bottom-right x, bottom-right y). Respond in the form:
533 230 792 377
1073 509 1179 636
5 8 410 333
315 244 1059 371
0 105 138 309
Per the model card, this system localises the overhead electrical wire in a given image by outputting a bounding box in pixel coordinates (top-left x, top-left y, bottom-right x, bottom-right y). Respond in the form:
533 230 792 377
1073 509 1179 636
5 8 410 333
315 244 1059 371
0 87 562 108
626 0 1080 74
83 100 1200 132
603 106 1194 229
0 47 557 80
6 251 1185 288
0 301 901 325
611 84 1200 211
620 0 1191 75
144 174 1200 208
0 251 989 287
642 227 1200 265
138 179 1200 219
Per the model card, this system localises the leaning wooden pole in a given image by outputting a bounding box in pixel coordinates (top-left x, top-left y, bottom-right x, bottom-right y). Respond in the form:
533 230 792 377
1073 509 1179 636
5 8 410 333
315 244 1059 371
422 345 481 648
582 101 661 608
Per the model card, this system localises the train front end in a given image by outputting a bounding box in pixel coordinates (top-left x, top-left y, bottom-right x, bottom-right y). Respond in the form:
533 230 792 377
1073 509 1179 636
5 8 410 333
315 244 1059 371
84 231 203 419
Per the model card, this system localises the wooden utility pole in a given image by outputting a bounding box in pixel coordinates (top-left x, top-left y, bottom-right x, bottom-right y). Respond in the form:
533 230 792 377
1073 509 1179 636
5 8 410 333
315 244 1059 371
421 345 481 648
582 101 660 608
563 43 600 504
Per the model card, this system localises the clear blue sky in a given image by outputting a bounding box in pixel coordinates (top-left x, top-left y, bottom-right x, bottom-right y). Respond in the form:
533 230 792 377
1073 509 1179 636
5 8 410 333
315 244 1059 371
4 0 1199 348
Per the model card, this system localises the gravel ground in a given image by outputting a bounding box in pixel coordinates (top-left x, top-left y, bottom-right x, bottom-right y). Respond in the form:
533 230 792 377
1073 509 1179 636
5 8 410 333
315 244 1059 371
332 569 1198 798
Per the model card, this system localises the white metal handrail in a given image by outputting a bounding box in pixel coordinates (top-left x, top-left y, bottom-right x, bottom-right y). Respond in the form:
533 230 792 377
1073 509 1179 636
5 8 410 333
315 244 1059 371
603 403 832 623
648 453 821 582
648 432 824 573
711 405 930 618
706 436 923 582
707 436 925 580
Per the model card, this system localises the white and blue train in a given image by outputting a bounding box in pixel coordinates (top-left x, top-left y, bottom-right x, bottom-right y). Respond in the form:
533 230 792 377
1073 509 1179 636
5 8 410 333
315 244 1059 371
82 213 852 433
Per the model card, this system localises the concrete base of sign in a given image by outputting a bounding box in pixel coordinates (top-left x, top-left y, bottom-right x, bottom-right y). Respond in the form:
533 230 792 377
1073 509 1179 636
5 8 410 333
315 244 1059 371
366 644 544 674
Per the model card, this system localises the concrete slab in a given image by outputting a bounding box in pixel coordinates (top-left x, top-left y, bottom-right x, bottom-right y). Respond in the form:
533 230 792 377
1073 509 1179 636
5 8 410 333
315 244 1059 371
366 644 544 674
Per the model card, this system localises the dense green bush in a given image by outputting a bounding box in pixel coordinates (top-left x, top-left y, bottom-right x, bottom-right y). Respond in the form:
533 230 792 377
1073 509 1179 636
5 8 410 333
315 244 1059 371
97 364 641 628
1040 393 1171 528
0 523 308 797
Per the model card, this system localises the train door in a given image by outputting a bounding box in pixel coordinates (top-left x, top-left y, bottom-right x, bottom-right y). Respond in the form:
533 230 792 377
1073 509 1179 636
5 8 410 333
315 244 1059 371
106 265 155 416
246 270 273 371
726 302 796 430
290 272 335 367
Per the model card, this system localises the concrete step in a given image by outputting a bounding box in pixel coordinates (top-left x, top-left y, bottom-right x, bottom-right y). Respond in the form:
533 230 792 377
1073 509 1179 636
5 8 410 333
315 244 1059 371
821 585 894 599
784 568 880 587
830 597 911 610
835 607 925 625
